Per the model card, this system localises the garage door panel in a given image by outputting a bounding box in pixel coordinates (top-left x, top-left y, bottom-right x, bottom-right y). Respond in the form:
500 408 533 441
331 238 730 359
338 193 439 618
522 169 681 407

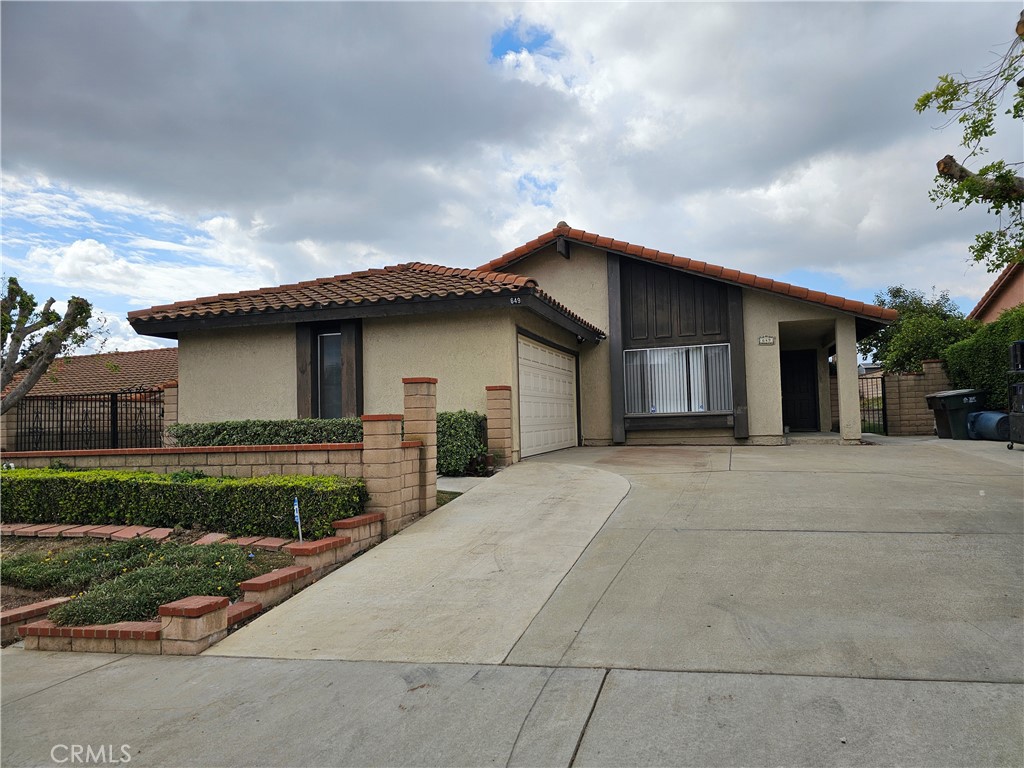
518 337 577 458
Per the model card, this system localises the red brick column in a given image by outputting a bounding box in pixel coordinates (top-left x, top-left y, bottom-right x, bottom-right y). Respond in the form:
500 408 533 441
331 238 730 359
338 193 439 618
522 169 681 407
403 378 437 515
486 386 513 467
361 414 405 536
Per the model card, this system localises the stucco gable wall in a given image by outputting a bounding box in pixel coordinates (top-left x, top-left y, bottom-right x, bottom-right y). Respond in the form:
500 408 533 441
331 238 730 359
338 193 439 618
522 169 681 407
178 325 298 424
501 244 613 443
362 310 517 418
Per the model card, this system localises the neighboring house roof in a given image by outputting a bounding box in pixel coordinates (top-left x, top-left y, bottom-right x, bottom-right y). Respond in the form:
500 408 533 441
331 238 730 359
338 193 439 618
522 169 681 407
3 348 178 397
129 262 606 341
967 262 1024 322
479 223 899 324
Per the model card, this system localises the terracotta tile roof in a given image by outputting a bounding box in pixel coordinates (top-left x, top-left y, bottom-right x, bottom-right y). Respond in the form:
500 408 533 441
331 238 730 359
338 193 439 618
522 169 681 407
479 223 899 323
967 262 1023 320
128 263 606 337
3 348 178 397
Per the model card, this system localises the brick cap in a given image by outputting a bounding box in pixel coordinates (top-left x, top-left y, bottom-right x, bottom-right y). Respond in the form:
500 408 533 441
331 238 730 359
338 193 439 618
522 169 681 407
333 512 386 528
159 595 230 618
283 537 350 556
486 385 512 391
1 597 71 625
239 565 312 591
402 377 438 384
361 414 404 422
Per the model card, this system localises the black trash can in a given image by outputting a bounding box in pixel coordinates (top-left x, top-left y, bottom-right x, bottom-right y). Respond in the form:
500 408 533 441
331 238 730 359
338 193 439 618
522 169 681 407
925 389 986 439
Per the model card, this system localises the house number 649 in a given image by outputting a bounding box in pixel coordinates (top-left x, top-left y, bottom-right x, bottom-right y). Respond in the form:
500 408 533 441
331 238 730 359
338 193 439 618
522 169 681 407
509 297 522 304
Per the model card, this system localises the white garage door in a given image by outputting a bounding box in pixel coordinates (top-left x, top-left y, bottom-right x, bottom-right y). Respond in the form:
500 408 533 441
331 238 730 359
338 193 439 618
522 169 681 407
518 336 578 458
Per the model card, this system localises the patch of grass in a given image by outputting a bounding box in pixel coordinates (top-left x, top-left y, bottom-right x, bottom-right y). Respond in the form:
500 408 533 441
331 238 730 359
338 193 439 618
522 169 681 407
435 490 462 507
1 538 162 593
1 539 292 626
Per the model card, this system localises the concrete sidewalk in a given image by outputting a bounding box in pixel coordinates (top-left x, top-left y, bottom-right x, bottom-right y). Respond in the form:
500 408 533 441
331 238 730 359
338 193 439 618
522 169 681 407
3 438 1021 767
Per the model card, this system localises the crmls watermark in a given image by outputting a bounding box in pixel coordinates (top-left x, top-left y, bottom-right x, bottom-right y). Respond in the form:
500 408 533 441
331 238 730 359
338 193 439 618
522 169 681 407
50 745 131 764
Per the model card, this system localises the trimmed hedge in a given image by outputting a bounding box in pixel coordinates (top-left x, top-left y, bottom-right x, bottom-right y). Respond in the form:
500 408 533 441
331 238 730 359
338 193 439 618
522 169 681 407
943 304 1024 410
167 418 363 446
166 412 488 476
437 410 488 476
0 469 367 540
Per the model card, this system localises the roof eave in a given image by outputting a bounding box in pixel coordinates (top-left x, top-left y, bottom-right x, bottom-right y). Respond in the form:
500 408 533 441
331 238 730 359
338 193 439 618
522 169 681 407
130 290 606 343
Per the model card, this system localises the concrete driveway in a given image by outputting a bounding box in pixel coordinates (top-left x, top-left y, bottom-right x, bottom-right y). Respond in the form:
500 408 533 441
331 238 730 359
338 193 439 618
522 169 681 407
3 439 1022 766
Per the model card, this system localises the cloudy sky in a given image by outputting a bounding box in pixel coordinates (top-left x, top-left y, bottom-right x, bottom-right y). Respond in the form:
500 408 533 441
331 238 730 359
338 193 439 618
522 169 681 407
2 1 1020 352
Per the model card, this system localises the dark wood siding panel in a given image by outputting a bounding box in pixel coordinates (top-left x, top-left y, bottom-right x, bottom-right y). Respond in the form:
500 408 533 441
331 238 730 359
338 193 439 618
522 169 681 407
627 261 649 341
296 327 313 418
654 275 673 338
620 258 729 348
607 254 626 444
676 273 696 338
702 282 723 336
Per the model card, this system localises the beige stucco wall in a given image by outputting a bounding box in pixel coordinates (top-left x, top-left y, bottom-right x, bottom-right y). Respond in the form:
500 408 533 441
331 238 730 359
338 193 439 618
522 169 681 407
742 289 860 440
178 325 298 423
362 310 517 418
364 308 587 462
502 244 613 444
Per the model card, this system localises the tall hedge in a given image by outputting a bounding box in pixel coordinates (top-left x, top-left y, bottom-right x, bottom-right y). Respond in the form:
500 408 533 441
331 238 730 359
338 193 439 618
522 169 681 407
167 418 363 446
0 469 367 539
167 413 489 476
436 410 488 476
943 304 1024 410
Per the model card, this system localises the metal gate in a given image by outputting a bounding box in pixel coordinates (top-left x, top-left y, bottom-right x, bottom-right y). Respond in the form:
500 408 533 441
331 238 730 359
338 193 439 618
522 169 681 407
15 388 164 451
858 376 887 435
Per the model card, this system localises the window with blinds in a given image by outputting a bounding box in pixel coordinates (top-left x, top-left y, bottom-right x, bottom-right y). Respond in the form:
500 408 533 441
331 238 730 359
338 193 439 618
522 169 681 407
624 344 732 415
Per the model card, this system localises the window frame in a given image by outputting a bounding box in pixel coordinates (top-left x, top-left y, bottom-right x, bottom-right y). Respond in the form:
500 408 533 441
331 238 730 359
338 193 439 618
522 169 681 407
623 342 733 417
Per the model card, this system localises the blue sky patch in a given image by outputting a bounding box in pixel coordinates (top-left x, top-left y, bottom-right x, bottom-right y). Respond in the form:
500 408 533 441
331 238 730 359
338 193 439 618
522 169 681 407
516 173 558 208
490 20 558 61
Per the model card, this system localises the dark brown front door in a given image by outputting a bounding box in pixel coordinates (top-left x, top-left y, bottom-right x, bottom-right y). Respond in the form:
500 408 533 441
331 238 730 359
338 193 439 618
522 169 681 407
780 350 819 431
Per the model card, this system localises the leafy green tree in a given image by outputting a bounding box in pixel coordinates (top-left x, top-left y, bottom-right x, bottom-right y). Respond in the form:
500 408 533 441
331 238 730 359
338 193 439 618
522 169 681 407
1 277 93 414
915 10 1024 272
858 285 978 373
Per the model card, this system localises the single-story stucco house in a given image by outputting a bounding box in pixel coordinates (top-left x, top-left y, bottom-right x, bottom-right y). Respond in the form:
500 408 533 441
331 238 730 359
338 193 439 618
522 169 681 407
128 223 897 461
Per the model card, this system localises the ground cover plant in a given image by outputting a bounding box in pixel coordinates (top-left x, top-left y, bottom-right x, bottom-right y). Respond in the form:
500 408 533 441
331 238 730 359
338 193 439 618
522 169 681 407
0 537 290 626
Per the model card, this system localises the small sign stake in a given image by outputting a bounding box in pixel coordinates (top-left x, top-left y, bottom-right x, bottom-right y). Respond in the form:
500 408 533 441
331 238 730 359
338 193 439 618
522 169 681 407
293 497 303 542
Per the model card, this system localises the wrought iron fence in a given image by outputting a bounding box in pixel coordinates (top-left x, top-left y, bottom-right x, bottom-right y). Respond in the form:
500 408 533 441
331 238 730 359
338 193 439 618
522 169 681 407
15 388 164 452
858 376 887 435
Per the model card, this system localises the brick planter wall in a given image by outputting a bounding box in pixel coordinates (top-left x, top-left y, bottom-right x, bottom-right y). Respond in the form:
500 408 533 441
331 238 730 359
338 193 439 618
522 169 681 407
3 378 439 536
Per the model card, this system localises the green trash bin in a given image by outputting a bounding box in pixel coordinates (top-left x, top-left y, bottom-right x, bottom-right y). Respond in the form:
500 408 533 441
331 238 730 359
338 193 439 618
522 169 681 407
925 389 986 439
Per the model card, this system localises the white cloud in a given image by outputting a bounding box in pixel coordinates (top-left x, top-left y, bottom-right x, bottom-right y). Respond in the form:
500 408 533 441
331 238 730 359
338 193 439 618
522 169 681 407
18 237 275 306
1 0 1018 324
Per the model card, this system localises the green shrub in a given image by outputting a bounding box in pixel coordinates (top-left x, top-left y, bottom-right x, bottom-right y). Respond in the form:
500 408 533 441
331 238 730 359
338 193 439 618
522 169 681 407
167 418 363 447
436 410 487 476
943 305 1024 410
0 470 367 540
46 543 260 625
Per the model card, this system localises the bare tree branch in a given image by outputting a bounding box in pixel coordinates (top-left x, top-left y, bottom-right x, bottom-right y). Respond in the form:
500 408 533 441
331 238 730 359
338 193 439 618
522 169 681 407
936 154 1024 200
1 278 93 415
